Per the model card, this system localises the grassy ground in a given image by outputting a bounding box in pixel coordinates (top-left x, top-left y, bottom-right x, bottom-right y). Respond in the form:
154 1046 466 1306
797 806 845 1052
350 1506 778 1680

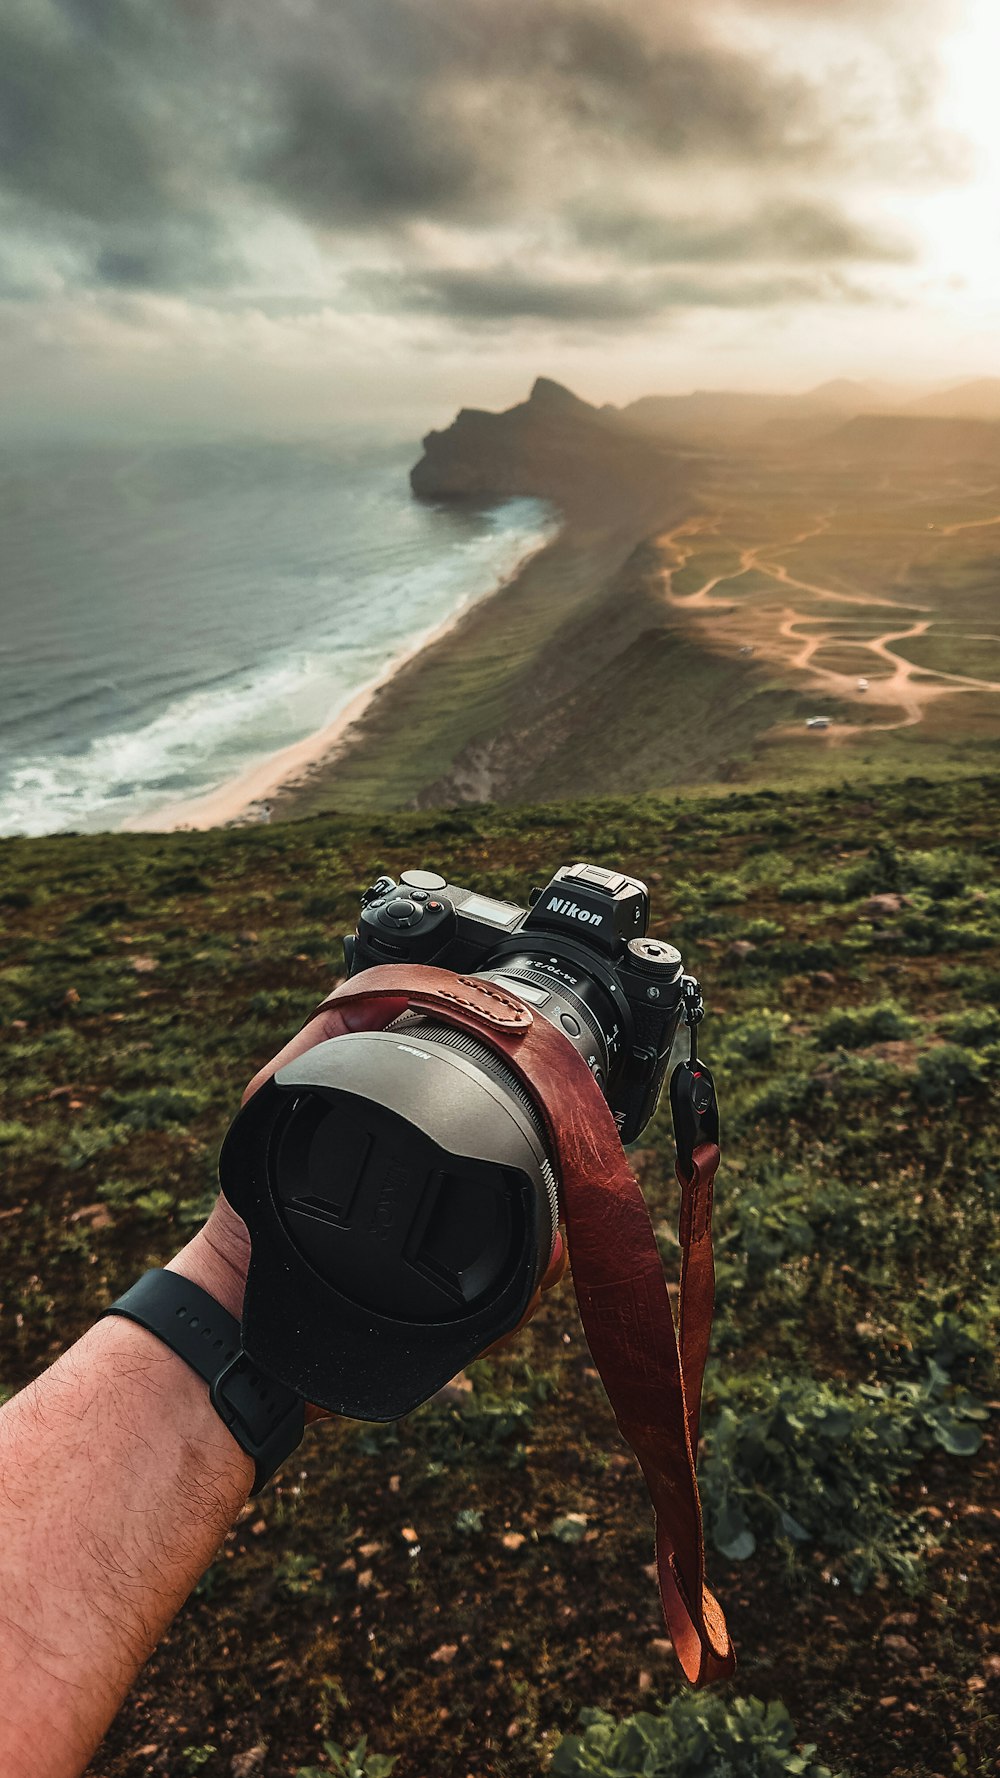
1 774 999 1776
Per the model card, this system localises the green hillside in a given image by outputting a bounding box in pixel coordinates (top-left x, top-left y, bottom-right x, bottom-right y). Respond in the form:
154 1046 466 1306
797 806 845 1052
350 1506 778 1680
2 774 999 1776
272 385 1000 820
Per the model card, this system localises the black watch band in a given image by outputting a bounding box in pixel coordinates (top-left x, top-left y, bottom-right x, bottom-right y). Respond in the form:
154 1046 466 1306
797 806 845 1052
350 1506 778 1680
103 1269 305 1495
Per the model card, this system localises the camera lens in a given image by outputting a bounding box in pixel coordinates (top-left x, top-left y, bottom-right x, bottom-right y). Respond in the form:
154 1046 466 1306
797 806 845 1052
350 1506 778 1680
478 954 617 1081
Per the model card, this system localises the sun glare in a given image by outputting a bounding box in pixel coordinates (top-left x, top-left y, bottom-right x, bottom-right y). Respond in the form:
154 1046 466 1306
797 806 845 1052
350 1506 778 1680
919 0 1000 302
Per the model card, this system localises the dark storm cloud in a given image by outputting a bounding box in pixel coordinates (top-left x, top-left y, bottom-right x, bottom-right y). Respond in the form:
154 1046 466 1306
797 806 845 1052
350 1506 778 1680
254 0 824 229
260 69 490 226
0 0 957 312
0 3 166 225
353 263 874 325
0 0 250 295
570 201 915 266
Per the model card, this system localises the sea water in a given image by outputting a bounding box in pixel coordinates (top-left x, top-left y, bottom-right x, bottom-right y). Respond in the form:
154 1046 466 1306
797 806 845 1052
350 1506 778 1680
0 438 556 836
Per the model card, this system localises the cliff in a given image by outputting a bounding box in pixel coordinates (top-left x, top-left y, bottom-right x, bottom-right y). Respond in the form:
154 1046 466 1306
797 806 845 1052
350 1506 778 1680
410 376 682 512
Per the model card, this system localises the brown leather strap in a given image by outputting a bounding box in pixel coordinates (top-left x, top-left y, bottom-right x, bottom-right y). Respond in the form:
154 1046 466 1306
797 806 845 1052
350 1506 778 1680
315 966 735 1684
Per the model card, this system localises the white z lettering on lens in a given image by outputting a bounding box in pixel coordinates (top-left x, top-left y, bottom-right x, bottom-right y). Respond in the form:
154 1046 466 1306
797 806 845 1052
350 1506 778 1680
546 897 602 927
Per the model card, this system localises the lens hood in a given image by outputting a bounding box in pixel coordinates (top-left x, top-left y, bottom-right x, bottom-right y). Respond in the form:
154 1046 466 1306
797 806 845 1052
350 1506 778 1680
219 1026 556 1419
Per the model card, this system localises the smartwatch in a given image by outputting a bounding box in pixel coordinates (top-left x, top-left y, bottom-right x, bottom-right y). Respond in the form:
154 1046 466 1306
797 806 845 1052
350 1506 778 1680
103 1269 305 1494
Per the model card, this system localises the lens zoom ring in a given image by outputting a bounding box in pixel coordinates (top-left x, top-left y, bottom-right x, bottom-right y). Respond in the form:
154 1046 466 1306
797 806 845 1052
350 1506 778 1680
389 1014 559 1246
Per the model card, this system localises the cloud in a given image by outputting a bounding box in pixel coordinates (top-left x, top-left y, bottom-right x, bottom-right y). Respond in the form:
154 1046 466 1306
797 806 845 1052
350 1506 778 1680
569 200 915 266
0 2 166 225
353 262 877 325
252 1 839 233
258 67 491 227
0 0 972 368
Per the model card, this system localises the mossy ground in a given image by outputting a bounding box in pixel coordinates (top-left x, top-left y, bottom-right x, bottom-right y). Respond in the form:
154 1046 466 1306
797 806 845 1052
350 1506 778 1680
1 774 999 1776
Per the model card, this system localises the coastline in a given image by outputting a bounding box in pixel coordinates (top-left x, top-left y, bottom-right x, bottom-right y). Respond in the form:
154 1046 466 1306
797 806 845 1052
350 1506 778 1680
266 473 696 819
123 534 558 832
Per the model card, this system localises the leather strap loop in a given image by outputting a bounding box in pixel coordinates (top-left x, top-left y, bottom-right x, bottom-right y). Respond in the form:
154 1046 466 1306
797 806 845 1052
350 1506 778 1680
316 966 735 1684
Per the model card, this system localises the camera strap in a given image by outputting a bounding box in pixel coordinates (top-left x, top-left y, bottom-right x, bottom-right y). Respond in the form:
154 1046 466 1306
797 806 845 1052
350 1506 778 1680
317 966 735 1687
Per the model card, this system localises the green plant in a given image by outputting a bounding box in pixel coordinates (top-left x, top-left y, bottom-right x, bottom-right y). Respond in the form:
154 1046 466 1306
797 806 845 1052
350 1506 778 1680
295 1735 397 1778
550 1695 846 1777
700 1361 988 1592
274 1550 326 1598
454 1507 484 1534
815 1001 915 1051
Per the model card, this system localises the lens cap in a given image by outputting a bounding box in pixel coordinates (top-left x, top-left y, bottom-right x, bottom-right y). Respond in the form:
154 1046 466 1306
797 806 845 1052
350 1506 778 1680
219 1027 556 1420
272 1088 517 1321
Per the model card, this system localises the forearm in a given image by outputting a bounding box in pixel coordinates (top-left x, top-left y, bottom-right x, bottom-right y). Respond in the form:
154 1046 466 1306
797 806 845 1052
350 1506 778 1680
0 1232 254 1778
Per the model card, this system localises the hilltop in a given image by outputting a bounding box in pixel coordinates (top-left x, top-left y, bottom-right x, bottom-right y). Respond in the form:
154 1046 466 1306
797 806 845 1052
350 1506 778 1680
1 773 998 1775
809 411 1000 468
906 377 1000 421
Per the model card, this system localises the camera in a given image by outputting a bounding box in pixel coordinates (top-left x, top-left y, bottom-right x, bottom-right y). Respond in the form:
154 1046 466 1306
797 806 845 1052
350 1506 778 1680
219 861 712 1420
345 861 688 1145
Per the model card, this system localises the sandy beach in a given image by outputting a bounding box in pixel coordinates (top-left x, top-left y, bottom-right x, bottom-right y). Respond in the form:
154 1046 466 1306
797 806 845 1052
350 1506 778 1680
124 542 555 832
125 384 696 830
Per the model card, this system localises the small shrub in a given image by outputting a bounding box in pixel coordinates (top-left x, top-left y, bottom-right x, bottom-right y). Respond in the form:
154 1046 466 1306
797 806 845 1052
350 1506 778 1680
0 1119 37 1151
274 1551 326 1598
296 1736 396 1778
911 1043 989 1107
940 1008 1000 1047
76 898 129 925
550 1695 845 1777
778 871 844 904
741 918 785 943
453 1507 484 1535
816 1001 915 1051
700 1361 987 1592
59 1122 131 1172
100 1085 212 1129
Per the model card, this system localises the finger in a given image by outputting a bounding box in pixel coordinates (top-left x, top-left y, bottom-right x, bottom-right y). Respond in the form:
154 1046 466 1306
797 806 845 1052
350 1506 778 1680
539 1229 567 1293
241 991 410 1103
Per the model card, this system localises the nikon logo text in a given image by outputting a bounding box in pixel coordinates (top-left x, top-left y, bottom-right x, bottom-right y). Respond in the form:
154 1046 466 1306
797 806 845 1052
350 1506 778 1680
546 897 602 926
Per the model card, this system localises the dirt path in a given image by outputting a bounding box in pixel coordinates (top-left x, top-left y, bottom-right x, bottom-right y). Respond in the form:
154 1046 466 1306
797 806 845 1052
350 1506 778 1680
937 511 1000 536
654 505 1000 734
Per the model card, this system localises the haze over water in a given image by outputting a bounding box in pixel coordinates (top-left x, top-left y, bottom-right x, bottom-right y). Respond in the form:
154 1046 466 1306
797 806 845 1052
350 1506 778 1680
0 439 555 837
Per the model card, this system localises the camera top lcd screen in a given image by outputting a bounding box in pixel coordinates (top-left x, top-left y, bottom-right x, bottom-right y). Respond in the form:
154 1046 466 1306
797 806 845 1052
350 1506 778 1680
458 893 522 928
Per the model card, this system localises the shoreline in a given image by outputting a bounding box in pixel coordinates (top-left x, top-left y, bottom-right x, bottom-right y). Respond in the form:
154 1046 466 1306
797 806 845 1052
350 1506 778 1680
265 475 696 818
123 531 559 832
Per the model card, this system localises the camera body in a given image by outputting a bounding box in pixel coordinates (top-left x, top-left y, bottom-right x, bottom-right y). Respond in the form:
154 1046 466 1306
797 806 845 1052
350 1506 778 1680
219 855 715 1419
345 861 686 1143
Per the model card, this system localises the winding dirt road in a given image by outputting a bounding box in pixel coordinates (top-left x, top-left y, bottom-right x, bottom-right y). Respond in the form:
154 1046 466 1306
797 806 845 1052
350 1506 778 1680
655 507 1000 735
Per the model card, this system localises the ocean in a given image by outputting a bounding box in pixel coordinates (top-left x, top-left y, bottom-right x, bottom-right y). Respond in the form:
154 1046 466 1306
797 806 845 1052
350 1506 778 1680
0 438 555 836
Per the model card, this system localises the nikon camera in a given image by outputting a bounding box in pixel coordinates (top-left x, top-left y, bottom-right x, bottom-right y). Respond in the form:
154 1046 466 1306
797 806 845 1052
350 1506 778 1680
345 861 687 1142
219 862 710 1417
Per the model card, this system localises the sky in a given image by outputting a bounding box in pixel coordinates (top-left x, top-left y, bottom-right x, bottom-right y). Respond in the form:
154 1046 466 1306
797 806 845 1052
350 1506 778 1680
1 0 998 438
